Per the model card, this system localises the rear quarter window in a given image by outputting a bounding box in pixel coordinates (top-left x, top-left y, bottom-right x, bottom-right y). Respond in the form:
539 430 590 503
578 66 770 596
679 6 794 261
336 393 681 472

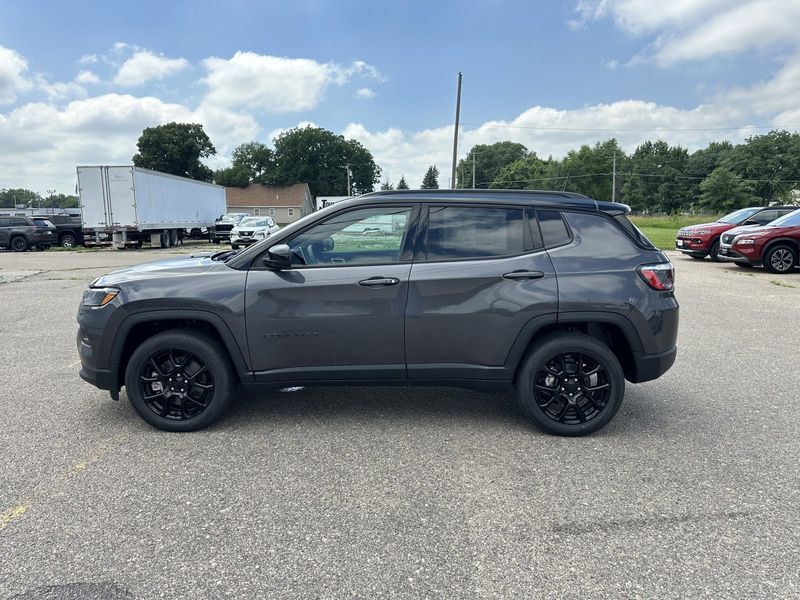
536 210 571 248
562 212 642 258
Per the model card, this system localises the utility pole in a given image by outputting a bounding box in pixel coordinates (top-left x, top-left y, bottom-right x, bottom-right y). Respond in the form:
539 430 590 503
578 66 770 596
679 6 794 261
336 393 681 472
450 71 462 190
472 152 477 189
345 165 352 196
612 152 617 202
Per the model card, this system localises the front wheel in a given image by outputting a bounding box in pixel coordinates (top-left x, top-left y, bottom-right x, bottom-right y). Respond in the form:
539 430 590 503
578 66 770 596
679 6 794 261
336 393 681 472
708 239 721 262
231 244 239 250
763 244 797 274
516 333 625 436
124 330 235 432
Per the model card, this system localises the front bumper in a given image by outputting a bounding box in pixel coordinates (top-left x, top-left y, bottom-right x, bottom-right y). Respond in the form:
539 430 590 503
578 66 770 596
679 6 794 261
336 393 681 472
77 331 116 390
231 236 263 246
717 245 760 265
675 236 710 256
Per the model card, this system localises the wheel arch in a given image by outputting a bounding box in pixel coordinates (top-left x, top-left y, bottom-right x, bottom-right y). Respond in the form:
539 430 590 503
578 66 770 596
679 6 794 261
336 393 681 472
763 237 799 257
506 312 643 382
110 310 251 389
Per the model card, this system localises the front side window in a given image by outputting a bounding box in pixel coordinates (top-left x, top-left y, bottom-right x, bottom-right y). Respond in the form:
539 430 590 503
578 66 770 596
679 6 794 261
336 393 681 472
754 210 778 225
287 206 412 266
425 206 524 260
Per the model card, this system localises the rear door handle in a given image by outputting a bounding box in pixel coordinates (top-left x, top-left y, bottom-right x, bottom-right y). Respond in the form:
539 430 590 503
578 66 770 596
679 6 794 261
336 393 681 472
358 276 401 287
503 270 545 280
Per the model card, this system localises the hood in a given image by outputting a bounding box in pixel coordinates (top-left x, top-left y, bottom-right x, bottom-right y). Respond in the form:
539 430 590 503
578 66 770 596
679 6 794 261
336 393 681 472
725 224 766 237
683 221 733 232
91 254 222 287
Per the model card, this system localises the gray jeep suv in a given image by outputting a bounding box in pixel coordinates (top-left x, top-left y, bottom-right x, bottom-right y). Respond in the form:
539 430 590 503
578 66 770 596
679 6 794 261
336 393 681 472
77 190 678 436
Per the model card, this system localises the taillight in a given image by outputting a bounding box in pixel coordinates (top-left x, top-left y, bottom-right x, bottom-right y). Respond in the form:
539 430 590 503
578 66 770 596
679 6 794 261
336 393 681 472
637 262 674 291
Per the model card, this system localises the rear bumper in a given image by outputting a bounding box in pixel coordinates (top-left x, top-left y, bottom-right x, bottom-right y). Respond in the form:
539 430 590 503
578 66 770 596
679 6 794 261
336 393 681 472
628 346 677 383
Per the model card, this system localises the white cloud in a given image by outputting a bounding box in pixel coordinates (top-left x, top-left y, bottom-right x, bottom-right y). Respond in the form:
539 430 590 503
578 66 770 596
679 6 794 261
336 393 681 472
0 45 32 105
201 52 384 112
355 87 376 99
76 70 100 85
113 50 189 86
571 0 800 66
78 53 99 65
35 76 87 101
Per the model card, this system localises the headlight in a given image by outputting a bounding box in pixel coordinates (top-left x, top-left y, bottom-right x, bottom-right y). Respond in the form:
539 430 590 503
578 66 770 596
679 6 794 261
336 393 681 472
691 229 712 236
735 238 755 245
82 287 119 307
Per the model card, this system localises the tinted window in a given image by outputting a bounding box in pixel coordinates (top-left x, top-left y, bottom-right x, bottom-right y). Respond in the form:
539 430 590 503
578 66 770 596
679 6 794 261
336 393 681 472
425 206 524 260
12 218 28 226
0 218 9 227
536 210 571 248
753 210 778 225
718 207 760 224
288 206 412 266
768 209 800 227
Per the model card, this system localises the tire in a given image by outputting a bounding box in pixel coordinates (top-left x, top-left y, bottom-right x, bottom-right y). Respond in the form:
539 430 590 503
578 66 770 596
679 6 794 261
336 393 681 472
159 231 169 249
515 332 625 436
708 239 721 262
212 239 221 245
10 236 28 252
124 330 234 432
735 262 753 269
690 255 705 260
60 233 77 248
169 229 179 247
231 244 239 250
763 244 797 274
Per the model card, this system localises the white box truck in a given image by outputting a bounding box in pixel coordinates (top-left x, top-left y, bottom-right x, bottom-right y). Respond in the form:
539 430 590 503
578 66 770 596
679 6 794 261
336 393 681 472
77 166 227 248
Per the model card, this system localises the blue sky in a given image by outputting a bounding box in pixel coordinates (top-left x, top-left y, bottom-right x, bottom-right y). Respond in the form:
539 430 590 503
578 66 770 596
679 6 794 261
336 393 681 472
1 0 799 192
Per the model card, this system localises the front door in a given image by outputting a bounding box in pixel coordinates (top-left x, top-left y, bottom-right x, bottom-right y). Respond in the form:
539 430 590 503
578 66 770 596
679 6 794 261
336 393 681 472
245 204 418 382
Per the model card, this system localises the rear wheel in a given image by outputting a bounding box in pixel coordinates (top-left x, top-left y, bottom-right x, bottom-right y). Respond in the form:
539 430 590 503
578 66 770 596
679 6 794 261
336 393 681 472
708 239 721 262
212 238 221 245
60 233 77 248
516 333 625 436
124 330 234 432
10 236 28 252
763 244 797 274
690 255 705 260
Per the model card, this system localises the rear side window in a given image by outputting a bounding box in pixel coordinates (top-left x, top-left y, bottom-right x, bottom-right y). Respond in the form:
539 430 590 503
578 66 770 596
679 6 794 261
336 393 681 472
425 206 524 260
613 214 655 249
536 210 571 248
12 218 28 226
0 218 9 227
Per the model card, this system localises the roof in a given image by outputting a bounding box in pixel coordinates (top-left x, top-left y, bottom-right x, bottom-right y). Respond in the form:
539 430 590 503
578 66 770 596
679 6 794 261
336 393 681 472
358 189 630 215
226 183 310 208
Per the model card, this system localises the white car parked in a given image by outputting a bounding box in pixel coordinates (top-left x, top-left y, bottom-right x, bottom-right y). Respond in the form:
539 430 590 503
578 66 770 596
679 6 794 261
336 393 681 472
230 216 280 249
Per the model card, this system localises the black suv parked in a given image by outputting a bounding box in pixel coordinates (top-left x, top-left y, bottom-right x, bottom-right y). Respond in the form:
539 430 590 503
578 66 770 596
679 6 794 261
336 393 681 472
34 213 84 248
0 216 58 251
77 190 678 436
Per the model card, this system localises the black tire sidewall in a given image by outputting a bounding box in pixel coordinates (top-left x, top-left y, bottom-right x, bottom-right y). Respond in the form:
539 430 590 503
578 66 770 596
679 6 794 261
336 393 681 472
708 239 721 262
11 237 28 252
763 245 796 274
516 333 625 436
61 234 76 247
124 331 234 432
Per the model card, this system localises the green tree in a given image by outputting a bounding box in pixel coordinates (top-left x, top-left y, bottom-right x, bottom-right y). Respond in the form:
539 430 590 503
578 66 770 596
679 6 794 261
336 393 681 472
557 139 625 200
684 141 734 207
41 193 79 209
231 141 275 184
133 122 216 182
457 141 528 188
491 153 551 189
272 126 380 196
623 140 691 213
698 165 758 212
421 165 439 189
213 165 252 187
725 131 800 205
396 175 409 190
0 188 42 208
380 178 394 191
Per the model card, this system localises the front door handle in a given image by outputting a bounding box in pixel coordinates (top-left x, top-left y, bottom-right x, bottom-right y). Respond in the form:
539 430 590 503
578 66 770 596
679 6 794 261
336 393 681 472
358 276 401 287
503 270 545 280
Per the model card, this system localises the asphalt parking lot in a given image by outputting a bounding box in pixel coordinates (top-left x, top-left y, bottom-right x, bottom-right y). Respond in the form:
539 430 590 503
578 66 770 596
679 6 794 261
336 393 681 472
0 245 798 599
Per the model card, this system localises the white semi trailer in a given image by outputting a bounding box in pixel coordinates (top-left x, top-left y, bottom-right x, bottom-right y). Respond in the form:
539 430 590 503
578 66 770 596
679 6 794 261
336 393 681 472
77 166 226 248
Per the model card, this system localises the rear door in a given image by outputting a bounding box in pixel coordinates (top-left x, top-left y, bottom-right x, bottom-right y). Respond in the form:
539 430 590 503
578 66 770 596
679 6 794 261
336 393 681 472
0 217 9 246
405 204 558 381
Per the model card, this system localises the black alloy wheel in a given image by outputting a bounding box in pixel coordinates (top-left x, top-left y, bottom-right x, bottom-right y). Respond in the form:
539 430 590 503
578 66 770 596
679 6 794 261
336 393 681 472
138 349 215 421
516 333 625 436
533 352 611 426
11 236 28 252
764 245 796 274
125 330 234 431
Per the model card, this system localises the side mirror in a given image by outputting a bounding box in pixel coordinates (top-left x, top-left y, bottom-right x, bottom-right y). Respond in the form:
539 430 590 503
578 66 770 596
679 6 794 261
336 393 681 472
262 244 292 269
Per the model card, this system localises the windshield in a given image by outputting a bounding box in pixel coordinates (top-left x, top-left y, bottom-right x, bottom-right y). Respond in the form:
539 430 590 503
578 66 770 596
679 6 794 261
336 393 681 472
767 208 800 227
218 214 245 223
717 207 760 224
238 217 267 228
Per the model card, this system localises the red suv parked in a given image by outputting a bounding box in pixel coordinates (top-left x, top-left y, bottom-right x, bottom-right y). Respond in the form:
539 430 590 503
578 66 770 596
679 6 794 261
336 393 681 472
718 209 800 273
675 206 797 261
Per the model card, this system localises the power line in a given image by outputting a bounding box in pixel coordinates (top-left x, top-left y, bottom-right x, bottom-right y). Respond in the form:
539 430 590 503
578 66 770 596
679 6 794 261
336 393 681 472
461 122 799 133
479 171 800 187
